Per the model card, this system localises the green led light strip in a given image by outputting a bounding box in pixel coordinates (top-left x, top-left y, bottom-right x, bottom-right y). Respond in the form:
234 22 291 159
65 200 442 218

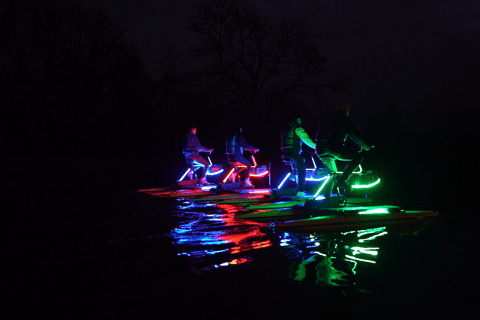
313 175 332 198
352 178 381 189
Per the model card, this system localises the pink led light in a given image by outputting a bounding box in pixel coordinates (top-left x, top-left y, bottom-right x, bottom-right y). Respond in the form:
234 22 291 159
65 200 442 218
246 190 270 194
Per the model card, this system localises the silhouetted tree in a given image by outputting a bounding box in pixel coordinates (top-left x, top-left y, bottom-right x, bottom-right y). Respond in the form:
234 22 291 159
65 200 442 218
0 0 148 156
188 0 349 124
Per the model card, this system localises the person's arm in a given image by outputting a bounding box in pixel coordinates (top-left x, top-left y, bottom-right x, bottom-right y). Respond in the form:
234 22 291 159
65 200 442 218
237 135 259 152
192 135 212 153
295 127 316 149
343 118 372 150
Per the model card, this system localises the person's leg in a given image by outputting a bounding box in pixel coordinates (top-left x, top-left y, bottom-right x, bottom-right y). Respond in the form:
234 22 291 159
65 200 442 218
190 154 209 180
340 153 363 182
318 156 338 198
333 149 363 188
288 153 306 193
232 155 253 186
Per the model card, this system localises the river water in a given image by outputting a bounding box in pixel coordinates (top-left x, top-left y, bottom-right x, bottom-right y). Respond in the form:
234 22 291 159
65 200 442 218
3 188 479 319
166 196 480 320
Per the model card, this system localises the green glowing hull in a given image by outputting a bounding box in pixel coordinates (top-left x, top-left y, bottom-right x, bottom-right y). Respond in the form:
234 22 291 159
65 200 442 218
244 199 307 210
236 195 373 211
275 208 440 233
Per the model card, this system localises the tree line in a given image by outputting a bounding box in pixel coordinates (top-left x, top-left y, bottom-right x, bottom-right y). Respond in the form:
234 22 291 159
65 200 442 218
1 0 478 212
0 0 351 159
1 0 476 168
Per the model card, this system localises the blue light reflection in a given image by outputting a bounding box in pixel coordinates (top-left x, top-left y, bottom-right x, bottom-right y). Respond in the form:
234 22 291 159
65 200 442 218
168 203 272 273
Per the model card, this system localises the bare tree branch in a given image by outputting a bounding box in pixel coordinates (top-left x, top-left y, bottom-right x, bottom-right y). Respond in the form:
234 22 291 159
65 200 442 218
188 0 350 119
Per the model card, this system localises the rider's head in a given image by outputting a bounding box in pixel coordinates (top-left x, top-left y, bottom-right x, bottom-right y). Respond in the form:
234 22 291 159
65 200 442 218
290 114 302 125
336 101 350 116
190 127 197 135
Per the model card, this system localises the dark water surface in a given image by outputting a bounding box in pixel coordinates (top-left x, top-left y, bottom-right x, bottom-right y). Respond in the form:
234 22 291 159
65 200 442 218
3 186 480 319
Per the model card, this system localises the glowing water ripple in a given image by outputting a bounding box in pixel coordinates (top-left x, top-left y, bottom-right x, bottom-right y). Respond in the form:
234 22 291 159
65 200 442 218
168 203 272 272
167 198 440 296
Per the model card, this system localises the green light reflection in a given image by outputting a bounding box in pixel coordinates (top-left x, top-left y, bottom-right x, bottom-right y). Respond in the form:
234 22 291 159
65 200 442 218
345 255 376 264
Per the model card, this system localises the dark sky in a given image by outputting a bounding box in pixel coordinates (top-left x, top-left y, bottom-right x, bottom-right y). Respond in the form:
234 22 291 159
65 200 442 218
81 0 480 132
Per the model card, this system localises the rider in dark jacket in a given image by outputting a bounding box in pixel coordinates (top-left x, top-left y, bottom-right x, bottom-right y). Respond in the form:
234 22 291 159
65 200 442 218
226 128 259 187
281 116 316 197
316 102 373 190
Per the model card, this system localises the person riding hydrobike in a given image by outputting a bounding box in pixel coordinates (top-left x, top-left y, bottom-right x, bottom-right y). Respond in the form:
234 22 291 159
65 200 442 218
281 116 317 197
182 126 214 185
225 127 260 188
315 102 374 191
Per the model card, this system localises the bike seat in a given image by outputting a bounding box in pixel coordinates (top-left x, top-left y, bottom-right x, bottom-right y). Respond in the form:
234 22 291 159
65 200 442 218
228 161 247 167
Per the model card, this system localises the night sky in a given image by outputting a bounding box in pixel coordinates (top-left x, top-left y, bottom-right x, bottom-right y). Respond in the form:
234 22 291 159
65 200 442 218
81 0 480 132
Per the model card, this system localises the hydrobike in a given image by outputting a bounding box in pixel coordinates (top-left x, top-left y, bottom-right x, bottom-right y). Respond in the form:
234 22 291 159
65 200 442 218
234 159 440 231
140 153 440 234
228 160 380 210
137 153 272 199
190 153 331 205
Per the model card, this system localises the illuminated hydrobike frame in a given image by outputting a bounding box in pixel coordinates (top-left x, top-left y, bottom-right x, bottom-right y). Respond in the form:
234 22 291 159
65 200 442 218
178 153 225 183
277 155 380 200
222 153 269 184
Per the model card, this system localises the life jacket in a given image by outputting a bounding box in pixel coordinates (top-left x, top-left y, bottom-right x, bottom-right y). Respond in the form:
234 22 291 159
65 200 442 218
281 120 301 153
225 134 244 155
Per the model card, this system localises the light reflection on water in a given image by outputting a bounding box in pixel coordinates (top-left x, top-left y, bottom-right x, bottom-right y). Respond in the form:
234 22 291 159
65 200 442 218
168 199 438 292
169 201 272 272
270 227 386 293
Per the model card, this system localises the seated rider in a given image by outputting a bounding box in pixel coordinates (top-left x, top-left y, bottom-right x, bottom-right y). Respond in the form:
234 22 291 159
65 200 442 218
281 116 316 197
225 127 260 188
182 126 214 185
316 102 373 191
